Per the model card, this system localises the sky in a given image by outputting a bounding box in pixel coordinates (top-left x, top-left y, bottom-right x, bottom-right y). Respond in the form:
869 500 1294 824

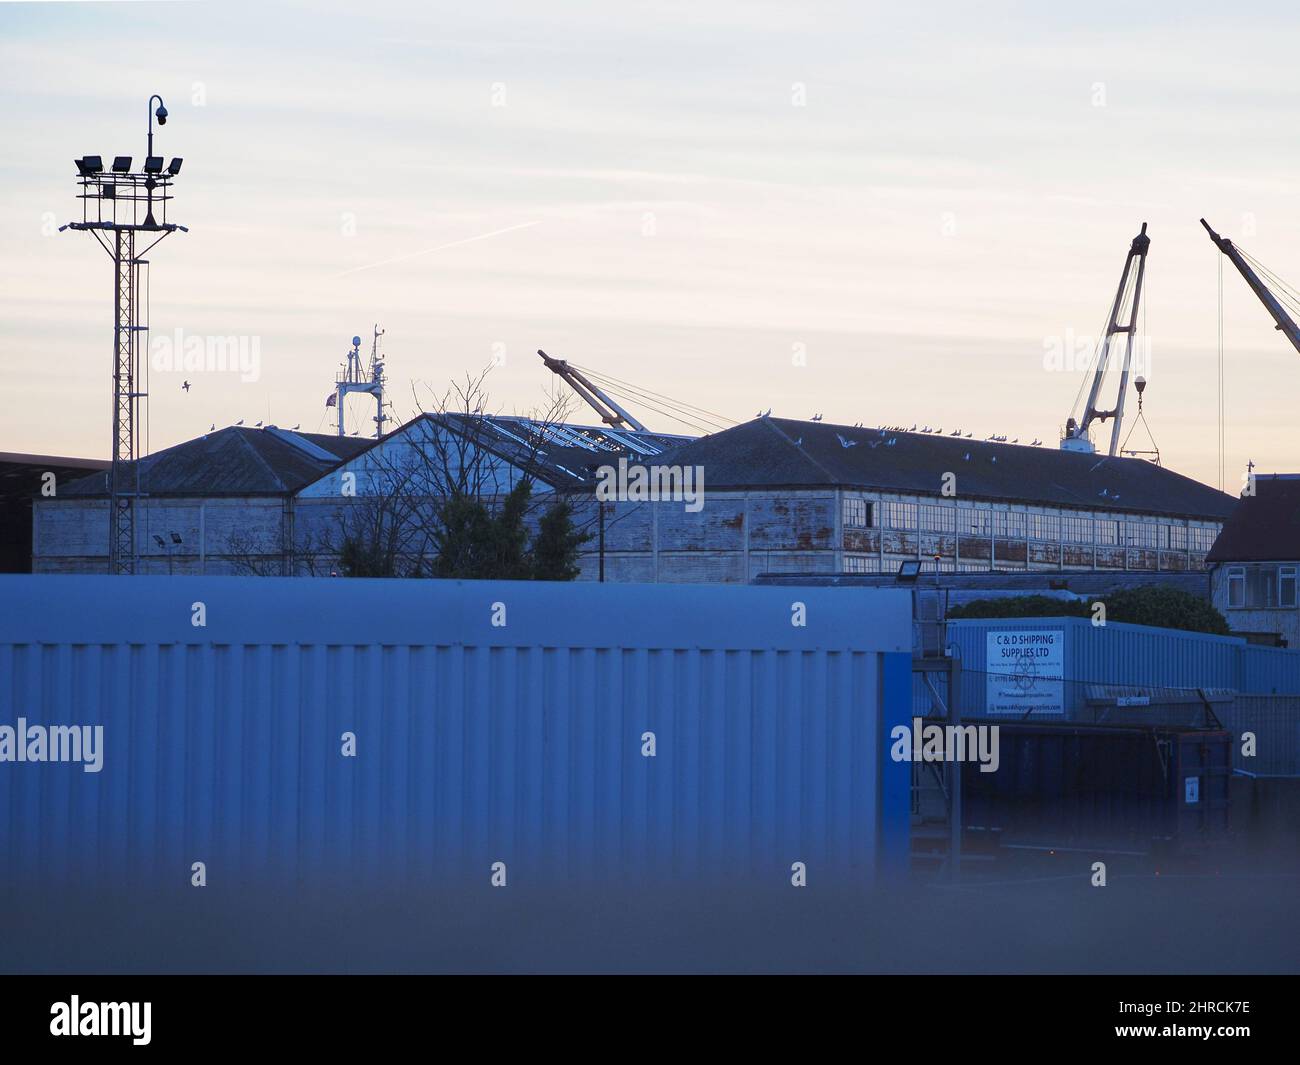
2 0 1299 491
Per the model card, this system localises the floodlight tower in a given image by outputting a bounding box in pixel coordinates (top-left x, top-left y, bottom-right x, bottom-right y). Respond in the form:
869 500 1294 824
62 95 186 574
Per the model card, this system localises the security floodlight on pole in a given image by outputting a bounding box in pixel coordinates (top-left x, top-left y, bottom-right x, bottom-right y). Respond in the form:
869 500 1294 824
63 94 186 574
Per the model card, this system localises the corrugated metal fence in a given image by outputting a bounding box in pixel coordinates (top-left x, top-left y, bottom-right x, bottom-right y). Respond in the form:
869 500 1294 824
0 576 912 891
948 617 1300 714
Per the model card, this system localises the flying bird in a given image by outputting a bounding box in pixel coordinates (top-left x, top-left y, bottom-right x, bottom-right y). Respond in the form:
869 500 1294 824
181 380 191 392
836 433 858 448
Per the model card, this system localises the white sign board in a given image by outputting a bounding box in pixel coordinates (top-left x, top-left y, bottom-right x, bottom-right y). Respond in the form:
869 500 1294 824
985 629 1065 715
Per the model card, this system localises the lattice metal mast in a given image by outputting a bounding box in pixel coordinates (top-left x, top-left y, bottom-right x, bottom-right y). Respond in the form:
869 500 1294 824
61 95 186 574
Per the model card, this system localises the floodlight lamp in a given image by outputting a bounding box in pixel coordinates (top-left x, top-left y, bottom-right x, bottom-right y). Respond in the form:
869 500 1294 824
112 156 132 173
78 155 104 174
166 157 183 176
896 560 922 583
144 156 164 174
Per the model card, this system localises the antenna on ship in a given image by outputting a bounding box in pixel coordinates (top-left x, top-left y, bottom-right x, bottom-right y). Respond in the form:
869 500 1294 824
330 324 388 437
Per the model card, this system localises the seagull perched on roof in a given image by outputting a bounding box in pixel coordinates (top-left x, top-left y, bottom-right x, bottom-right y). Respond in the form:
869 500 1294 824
1031 438 1042 446
811 413 823 422
235 419 244 426
255 421 264 428
209 423 215 432
291 423 300 431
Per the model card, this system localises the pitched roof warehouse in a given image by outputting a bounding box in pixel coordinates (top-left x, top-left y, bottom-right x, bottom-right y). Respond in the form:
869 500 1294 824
655 418 1236 521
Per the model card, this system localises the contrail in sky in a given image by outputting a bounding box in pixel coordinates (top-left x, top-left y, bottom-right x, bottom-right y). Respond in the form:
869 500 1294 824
335 220 544 277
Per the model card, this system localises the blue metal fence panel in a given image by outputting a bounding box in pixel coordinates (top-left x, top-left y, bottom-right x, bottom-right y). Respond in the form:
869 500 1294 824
1240 643 1300 696
948 616 1300 716
0 576 911 891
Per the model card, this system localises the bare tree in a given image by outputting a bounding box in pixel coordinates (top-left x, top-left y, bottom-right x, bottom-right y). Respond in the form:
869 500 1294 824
222 366 583 578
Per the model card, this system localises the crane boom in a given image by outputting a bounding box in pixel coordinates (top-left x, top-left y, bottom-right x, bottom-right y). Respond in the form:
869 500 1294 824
1061 222 1150 457
537 350 648 431
1201 218 1300 357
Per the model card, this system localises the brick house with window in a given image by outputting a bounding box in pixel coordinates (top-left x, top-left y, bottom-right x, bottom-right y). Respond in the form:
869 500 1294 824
1207 475 1300 647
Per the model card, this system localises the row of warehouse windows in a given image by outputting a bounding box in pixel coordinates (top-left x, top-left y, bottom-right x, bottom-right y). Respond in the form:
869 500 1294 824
843 497 1216 550
1227 565 1299 609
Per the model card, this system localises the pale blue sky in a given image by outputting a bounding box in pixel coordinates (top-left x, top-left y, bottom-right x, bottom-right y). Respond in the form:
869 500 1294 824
3 0 1299 489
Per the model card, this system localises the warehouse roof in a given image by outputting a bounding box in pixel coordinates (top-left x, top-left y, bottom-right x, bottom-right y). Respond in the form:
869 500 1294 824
59 426 373 497
655 418 1236 520
1206 475 1300 562
403 412 694 488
